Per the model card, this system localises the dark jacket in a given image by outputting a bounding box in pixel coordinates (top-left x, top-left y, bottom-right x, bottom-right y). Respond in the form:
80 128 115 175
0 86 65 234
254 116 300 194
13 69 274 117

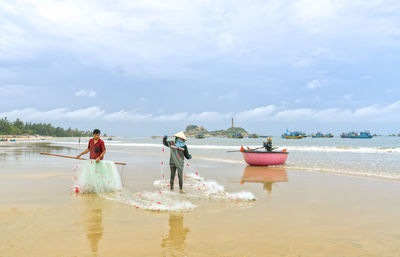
163 137 192 168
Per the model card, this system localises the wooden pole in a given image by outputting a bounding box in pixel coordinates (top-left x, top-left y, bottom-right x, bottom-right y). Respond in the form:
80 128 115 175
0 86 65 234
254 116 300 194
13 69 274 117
40 153 126 165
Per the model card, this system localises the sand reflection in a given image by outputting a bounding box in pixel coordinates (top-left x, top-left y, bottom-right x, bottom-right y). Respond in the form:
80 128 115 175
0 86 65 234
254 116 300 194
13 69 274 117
161 213 190 256
80 194 106 256
241 166 288 195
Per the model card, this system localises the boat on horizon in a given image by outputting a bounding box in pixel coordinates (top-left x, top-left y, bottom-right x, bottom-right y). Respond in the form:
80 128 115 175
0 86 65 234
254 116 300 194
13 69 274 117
195 134 205 139
229 133 244 139
340 131 373 138
241 147 288 166
281 129 303 139
311 132 334 138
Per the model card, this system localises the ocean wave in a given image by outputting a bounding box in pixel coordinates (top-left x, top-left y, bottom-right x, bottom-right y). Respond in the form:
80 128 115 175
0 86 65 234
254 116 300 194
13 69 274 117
53 141 400 154
285 145 400 154
287 165 400 181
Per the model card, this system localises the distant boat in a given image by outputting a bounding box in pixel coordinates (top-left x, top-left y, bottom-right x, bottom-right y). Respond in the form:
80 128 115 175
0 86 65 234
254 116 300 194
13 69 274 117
340 131 373 138
195 134 205 139
281 129 303 139
241 148 289 166
311 132 334 138
248 134 259 138
229 133 244 139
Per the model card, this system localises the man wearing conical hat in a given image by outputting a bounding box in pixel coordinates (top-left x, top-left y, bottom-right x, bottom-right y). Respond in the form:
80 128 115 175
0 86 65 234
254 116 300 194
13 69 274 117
163 131 192 193
263 137 273 151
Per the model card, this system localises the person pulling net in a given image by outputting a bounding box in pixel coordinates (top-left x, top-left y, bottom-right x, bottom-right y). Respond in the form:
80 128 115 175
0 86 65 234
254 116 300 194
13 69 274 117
70 129 122 193
163 131 192 193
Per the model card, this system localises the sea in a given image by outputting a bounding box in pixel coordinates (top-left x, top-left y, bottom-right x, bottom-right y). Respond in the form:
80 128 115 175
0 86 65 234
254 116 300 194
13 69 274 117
53 136 400 182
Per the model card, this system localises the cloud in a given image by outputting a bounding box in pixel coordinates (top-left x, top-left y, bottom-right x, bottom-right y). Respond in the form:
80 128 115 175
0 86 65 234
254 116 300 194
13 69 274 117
2 0 399 78
188 111 227 122
0 106 104 121
1 102 400 124
306 79 321 89
236 105 276 121
75 90 96 97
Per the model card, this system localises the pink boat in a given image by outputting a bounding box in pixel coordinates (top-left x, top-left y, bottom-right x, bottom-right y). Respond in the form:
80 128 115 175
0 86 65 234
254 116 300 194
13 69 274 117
241 149 289 166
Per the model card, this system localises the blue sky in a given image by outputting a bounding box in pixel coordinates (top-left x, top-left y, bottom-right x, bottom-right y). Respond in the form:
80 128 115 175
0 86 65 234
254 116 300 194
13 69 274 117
1 0 400 136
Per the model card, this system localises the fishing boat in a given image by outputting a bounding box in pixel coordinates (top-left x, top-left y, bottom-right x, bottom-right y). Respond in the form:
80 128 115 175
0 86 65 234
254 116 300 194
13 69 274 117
248 134 259 138
340 131 373 138
311 132 334 138
241 148 288 166
281 129 303 139
229 133 244 139
195 134 205 139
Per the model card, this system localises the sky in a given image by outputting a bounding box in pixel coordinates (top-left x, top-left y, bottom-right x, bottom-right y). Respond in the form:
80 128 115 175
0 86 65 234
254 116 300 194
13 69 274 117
1 0 400 136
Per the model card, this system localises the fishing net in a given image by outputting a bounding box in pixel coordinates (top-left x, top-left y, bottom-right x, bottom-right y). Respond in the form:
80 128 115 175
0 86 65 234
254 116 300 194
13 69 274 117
72 160 122 194
157 147 256 202
72 160 195 211
156 163 256 201
70 145 256 212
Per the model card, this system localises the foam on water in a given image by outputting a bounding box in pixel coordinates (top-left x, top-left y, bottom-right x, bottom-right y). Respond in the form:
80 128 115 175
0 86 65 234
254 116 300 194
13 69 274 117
72 160 196 212
155 161 256 201
285 145 400 154
287 165 400 181
54 141 400 155
100 189 196 212
72 157 255 211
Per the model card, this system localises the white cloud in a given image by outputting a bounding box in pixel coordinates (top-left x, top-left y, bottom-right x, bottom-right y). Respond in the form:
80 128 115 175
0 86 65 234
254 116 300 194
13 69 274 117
291 0 341 24
236 105 276 121
188 111 225 122
75 90 96 97
1 102 400 124
306 79 321 89
1 0 398 77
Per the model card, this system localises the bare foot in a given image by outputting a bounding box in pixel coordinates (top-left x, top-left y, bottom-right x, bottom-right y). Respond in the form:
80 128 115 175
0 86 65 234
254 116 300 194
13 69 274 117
179 190 185 194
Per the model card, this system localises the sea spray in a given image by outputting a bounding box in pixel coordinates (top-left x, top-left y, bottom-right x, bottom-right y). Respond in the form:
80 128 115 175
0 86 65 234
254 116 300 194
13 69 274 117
72 160 196 211
99 189 196 212
157 158 256 201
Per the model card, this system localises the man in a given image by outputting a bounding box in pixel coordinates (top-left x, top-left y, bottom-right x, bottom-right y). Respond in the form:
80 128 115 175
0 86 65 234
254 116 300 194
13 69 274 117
163 131 192 193
76 129 106 162
263 137 273 151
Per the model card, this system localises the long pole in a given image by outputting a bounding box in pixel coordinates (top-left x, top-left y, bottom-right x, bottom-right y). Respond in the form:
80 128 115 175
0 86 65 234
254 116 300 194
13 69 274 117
40 153 126 165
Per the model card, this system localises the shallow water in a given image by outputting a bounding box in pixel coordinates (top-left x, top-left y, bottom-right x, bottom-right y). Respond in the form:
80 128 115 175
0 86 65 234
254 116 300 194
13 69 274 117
55 136 400 181
1 141 400 256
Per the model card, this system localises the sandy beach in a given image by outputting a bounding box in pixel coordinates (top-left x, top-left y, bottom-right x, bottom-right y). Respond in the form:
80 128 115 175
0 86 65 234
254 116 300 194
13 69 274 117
1 142 400 257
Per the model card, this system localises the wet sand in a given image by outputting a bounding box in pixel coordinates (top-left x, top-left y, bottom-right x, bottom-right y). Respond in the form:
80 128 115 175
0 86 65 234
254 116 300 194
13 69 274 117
1 143 400 256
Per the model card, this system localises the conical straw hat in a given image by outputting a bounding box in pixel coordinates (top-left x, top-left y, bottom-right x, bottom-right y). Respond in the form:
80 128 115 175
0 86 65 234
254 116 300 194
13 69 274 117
174 131 187 140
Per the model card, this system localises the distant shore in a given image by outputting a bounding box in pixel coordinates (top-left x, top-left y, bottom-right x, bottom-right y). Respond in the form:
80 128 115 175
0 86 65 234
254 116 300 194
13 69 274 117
0 135 54 141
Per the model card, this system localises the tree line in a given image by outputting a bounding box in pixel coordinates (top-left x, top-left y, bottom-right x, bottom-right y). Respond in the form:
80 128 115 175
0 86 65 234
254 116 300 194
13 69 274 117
0 117 93 137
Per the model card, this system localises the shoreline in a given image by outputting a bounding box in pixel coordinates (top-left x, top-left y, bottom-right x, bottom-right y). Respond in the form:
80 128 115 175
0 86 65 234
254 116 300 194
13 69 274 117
1 142 400 256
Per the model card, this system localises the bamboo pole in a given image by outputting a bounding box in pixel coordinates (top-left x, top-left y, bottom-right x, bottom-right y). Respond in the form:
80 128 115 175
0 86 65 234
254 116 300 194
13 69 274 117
40 153 126 165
